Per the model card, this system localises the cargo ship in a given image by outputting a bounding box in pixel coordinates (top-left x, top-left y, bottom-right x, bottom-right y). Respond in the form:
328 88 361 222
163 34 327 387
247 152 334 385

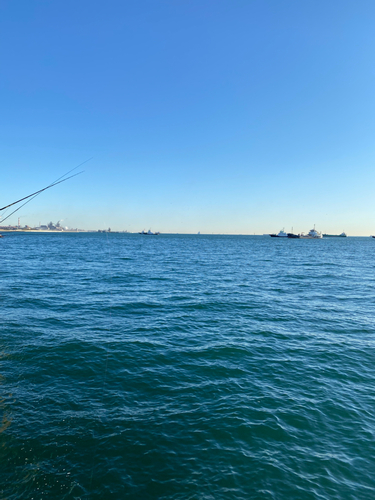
322 232 347 237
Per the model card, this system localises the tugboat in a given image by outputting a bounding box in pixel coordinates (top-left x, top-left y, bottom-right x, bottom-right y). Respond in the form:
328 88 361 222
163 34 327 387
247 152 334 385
300 226 323 239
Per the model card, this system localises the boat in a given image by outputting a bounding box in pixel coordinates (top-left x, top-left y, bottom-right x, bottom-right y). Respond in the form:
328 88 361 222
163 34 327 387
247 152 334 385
300 227 323 239
138 229 160 235
270 229 288 237
322 232 347 237
287 227 300 238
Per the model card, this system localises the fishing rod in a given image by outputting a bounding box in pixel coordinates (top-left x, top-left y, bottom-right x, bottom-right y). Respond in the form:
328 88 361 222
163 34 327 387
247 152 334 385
0 158 92 212
0 172 84 224
0 171 84 213
0 158 91 224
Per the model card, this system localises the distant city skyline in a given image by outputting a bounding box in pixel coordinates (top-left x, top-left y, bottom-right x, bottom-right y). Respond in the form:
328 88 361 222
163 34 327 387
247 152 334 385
1 1 374 235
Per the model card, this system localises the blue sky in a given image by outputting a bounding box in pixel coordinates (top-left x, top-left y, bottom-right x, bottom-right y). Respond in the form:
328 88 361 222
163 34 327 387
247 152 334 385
1 0 374 234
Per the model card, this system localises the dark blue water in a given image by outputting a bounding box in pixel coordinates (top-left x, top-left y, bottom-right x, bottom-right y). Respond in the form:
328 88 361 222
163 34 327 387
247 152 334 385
1 233 375 499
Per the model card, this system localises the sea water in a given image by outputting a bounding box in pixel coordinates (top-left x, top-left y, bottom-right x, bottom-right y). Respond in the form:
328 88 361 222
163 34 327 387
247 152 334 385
1 233 374 499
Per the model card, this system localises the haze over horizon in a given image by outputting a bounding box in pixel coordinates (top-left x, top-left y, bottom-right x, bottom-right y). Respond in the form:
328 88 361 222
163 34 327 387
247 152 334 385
1 1 374 235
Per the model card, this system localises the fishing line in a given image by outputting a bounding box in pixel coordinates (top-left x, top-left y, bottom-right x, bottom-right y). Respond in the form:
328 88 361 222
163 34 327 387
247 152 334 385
48 157 92 186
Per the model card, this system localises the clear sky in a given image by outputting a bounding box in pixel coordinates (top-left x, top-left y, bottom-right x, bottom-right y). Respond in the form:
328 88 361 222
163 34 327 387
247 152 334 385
1 0 374 234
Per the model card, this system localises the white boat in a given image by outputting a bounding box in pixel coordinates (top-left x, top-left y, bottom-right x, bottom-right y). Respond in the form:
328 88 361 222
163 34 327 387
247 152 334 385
270 229 288 237
300 226 323 239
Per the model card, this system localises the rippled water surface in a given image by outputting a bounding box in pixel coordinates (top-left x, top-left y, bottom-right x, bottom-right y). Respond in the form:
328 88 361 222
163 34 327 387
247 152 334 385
1 233 375 499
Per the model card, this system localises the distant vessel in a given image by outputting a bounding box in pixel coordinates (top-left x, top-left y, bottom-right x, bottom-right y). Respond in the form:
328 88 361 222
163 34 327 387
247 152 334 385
300 227 323 239
287 227 300 238
270 226 323 239
139 229 160 235
323 232 347 237
270 229 288 237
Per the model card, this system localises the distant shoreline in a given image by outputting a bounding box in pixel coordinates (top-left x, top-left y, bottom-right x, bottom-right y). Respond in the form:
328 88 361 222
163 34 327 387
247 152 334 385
0 230 370 237
0 229 92 233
